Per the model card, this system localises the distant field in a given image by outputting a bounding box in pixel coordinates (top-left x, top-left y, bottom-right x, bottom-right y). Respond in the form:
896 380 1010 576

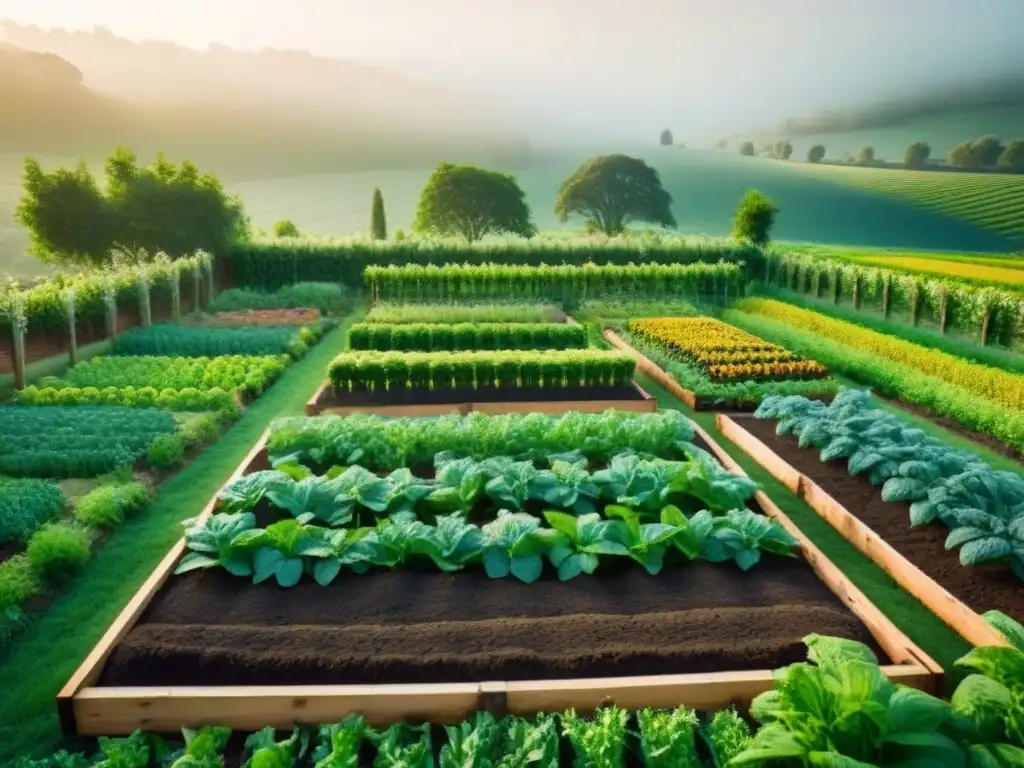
796 161 1024 241
0 146 1018 278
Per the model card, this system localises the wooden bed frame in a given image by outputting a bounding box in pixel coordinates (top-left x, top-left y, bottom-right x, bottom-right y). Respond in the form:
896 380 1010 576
717 413 1009 649
304 380 658 417
58 421 942 735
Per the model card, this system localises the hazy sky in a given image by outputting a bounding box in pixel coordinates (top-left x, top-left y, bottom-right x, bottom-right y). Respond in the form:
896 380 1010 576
5 0 1024 141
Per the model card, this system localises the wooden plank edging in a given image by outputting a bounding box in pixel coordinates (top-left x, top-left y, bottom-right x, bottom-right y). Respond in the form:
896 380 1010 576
716 413 1009 649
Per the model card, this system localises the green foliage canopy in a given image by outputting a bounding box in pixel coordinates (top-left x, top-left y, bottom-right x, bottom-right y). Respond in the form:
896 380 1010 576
412 163 535 244
370 188 387 240
905 141 931 168
731 189 780 247
554 154 676 236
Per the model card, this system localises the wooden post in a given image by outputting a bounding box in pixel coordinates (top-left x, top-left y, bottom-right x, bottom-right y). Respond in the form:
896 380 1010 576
65 289 78 366
852 277 861 310
882 278 892 319
939 288 949 335
831 271 840 304
193 268 202 312
10 292 27 391
138 277 152 328
981 307 993 346
104 286 117 340
170 274 181 321
909 290 921 327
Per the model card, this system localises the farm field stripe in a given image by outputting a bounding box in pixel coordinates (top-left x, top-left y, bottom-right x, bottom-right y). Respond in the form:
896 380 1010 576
634 373 970 679
0 308 362 761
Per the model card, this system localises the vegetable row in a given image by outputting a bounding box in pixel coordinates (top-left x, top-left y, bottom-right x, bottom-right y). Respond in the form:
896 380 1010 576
348 322 586 352
24 614 1024 767
364 261 743 304
268 410 697 471
23 702 754 768
226 233 758 290
764 249 1024 347
178 503 796 587
113 323 327 359
756 388 1024 580
327 350 636 392
618 327 840 407
628 316 830 383
206 282 353 316
365 302 559 325
736 297 1024 409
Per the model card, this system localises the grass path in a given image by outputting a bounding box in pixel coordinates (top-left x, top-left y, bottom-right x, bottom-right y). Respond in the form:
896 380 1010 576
0 311 360 760
636 373 972 681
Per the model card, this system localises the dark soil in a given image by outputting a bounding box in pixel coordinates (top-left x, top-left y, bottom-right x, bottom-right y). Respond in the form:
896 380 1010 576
99 556 882 687
739 416 1024 623
324 383 647 407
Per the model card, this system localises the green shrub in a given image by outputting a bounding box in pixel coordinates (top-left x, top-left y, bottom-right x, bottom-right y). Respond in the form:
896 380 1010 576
147 434 185 468
207 282 353 316
0 479 66 545
347 322 587 352
179 413 223 448
0 555 41 610
26 523 92 583
74 482 151 528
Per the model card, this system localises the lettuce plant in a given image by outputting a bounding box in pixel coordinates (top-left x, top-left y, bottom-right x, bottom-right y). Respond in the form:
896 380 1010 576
949 611 1024 761
485 459 539 510
218 470 291 514
604 506 680 575
701 508 800 571
481 511 557 584
544 510 630 580
561 706 629 768
427 457 488 514
310 528 374 586
243 727 311 768
408 513 485 572
668 447 759 514
496 715 559 768
636 706 702 767
591 453 685 513
312 716 366 768
369 723 432 768
348 513 430 571
175 512 258 577
528 457 601 514
92 732 159 768
169 727 232 768
384 468 436 516
702 708 751 766
439 712 502 768
733 634 965 766
240 520 332 587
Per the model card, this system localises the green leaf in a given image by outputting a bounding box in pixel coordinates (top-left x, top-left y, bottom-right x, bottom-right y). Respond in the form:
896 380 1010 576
483 549 511 579
252 548 284 584
510 555 543 584
543 509 579 541
275 558 303 588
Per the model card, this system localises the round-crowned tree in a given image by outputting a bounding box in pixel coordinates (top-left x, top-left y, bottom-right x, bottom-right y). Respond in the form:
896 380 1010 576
412 163 535 243
739 141 755 156
554 154 676 236
732 188 779 247
807 145 826 163
660 129 674 146
272 219 300 238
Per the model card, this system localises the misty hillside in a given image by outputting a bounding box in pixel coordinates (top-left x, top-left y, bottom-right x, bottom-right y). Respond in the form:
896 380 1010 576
0 20 531 179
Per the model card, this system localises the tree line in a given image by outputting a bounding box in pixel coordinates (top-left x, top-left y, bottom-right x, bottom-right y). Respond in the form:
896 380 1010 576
725 133 1024 171
19 150 782 267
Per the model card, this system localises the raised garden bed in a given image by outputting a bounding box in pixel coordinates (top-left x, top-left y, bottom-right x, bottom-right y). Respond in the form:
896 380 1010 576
717 413 1014 648
604 329 835 412
305 380 657 416
184 309 322 327
58 422 939 736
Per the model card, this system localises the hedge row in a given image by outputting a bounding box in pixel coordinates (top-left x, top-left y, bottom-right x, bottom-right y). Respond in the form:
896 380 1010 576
328 350 636 391
364 262 743 306
348 322 586 352
764 251 1024 348
224 235 761 290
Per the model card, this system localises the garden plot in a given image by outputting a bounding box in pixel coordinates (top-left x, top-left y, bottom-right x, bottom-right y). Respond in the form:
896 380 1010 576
608 317 837 411
59 410 937 734
308 349 656 416
719 388 1024 647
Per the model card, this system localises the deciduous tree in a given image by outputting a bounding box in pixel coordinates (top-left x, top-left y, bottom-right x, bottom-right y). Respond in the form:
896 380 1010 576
273 219 300 237
554 154 676 236
904 141 931 168
660 129 674 146
858 146 875 165
998 139 1024 171
732 189 779 247
807 145 826 163
413 163 535 244
739 141 755 156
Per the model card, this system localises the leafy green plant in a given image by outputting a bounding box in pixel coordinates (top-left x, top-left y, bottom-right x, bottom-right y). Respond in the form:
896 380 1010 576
604 506 680 575
439 712 502 768
496 714 560 767
561 706 629 768
426 457 488 515
242 727 310 768
115 324 317 359
544 510 630 580
348 322 586 352
147 434 185 468
25 522 91 583
208 283 353 316
0 478 65 545
74 482 150 528
241 520 331 587
311 716 366 768
529 457 601 515
636 706 702 767
169 726 232 768
481 511 556 584
92 731 161 768
408 513 485 572
369 723 432 768
701 509 800 571
703 708 752 766
366 303 557 325
175 512 259 577
0 554 40 612
733 634 964 766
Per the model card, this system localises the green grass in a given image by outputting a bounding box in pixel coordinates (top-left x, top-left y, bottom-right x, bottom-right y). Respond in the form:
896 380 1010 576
636 373 972 682
0 339 113 401
0 308 362 760
799 161 1024 242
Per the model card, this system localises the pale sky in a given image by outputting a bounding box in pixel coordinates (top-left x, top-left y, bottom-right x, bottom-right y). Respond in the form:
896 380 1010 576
4 0 1024 141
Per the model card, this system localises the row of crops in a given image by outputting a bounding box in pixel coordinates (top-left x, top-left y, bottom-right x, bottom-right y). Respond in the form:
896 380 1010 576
0 285 343 655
